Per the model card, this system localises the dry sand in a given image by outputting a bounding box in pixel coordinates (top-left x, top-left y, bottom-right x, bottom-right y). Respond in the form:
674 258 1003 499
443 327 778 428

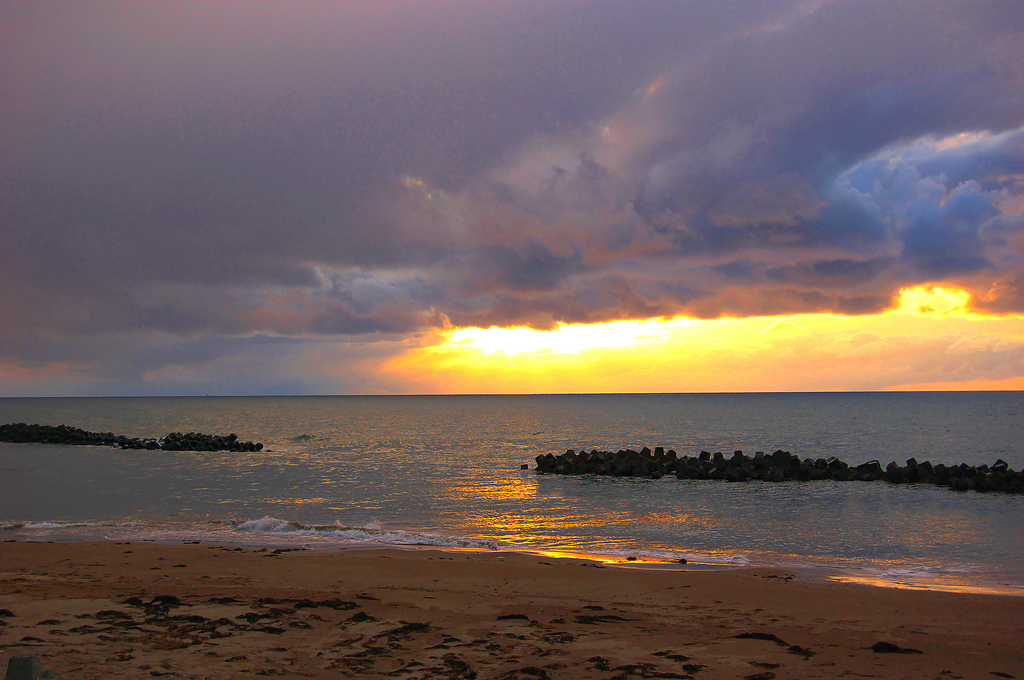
1 540 1022 679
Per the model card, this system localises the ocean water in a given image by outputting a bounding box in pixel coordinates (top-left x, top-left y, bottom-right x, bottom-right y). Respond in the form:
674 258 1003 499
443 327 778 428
1 393 1022 594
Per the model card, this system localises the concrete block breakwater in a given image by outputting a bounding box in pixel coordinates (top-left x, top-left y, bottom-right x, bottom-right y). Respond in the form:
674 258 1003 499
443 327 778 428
533 447 1023 494
0 423 263 452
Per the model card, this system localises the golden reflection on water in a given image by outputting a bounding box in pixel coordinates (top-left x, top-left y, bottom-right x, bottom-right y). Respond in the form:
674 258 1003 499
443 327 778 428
828 574 1023 597
458 476 541 503
435 471 736 540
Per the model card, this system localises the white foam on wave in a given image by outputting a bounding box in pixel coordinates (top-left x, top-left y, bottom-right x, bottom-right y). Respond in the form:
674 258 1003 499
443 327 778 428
865 563 979 581
5 519 143 529
3 519 148 541
233 516 515 551
5 514 752 566
22 521 95 530
235 517 305 534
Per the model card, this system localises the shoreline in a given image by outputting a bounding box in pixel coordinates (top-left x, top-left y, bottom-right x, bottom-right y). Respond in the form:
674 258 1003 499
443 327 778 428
2 540 1023 679
6 522 1024 598
5 525 1024 599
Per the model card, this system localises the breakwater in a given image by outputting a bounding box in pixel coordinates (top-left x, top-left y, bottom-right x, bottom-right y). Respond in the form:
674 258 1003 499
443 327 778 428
533 447 1023 494
0 423 263 452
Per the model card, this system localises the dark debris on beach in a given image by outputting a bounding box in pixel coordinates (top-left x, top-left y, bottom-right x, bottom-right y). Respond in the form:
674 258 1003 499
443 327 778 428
0 422 263 452
533 446 1023 494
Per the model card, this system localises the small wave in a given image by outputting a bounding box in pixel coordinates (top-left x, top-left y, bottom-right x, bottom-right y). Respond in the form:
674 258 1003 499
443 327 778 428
234 516 513 551
22 521 95 530
866 564 979 581
586 547 751 565
3 519 147 539
15 519 143 531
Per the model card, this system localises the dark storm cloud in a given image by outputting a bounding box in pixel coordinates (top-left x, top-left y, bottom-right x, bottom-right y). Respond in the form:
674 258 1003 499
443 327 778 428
2 0 1024 390
766 258 893 285
484 242 586 290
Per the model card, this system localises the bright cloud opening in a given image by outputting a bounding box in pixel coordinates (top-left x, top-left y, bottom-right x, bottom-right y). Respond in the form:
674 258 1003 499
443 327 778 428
892 286 972 316
445 318 688 356
384 284 1024 394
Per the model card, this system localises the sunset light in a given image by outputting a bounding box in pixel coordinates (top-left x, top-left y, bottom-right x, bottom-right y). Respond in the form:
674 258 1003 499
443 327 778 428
5 4 1024 668
2 1 1024 398
445 318 680 355
384 285 1024 393
445 286 980 359
891 286 972 316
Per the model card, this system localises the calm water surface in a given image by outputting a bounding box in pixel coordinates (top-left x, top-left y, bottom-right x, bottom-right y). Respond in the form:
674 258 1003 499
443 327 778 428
1 393 1022 593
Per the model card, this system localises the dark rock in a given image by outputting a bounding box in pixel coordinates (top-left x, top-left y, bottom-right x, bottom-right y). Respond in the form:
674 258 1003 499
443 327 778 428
347 611 376 622
0 423 262 453
870 641 923 654
5 657 42 680
574 614 627 624
528 447 1022 494
257 625 285 634
733 632 789 646
148 595 183 608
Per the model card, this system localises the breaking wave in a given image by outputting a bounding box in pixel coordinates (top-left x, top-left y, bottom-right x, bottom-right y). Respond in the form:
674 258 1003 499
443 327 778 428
233 516 515 551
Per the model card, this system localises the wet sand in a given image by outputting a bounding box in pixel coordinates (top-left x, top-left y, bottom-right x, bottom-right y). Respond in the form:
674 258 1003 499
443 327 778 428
1 541 1022 679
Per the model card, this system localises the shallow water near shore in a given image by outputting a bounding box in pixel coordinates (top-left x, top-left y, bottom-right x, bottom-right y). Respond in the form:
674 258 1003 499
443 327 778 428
2 393 1023 594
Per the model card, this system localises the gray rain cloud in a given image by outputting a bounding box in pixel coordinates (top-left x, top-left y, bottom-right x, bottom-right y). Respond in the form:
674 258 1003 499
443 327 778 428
2 0 1023 392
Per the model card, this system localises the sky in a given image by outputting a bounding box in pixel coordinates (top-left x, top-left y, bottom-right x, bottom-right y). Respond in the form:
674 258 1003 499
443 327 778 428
2 0 1024 396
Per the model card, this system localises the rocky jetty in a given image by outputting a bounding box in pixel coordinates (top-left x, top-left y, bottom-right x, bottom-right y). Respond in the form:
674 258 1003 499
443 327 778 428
0 423 263 452
533 447 1023 494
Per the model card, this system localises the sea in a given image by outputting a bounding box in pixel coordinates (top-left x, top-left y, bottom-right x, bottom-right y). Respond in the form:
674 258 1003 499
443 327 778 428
1 393 1022 595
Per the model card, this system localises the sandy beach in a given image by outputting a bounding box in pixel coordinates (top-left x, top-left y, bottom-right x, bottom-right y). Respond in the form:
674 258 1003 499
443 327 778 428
1 541 1022 679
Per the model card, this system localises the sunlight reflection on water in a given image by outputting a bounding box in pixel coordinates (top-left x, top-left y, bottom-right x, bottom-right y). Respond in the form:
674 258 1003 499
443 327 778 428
2 393 1023 591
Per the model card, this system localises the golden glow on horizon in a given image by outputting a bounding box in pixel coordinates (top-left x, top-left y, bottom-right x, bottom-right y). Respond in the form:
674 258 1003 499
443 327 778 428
445 318 684 355
443 286 977 359
382 285 1024 393
891 286 970 316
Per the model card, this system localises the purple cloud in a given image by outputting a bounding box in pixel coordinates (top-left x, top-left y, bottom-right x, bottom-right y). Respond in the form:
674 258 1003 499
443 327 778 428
2 0 1023 391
